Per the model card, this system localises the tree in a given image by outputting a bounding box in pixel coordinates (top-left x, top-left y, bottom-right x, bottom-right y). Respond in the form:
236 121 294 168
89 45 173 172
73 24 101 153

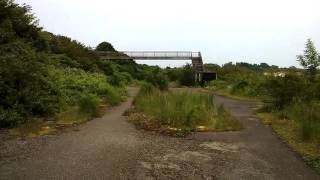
259 63 270 69
180 64 195 86
0 0 47 50
146 68 169 91
95 42 115 51
265 73 307 109
204 63 220 72
297 39 320 81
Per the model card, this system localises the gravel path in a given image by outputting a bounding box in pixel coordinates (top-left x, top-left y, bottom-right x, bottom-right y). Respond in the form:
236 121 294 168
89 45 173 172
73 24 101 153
0 88 319 180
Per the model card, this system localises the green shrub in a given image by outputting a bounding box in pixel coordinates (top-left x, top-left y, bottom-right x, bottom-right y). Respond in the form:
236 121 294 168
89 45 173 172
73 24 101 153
179 64 195 86
0 108 23 127
287 102 320 141
0 0 133 128
48 67 125 106
0 42 61 127
137 83 157 96
120 72 133 84
264 73 308 109
108 72 133 87
230 80 249 95
146 68 169 91
78 93 100 117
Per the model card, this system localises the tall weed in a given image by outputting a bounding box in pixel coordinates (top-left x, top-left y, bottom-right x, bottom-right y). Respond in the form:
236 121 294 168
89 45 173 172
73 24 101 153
78 93 100 117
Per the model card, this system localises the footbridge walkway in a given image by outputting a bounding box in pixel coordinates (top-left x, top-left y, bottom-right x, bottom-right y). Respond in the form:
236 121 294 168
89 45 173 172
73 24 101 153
97 51 216 82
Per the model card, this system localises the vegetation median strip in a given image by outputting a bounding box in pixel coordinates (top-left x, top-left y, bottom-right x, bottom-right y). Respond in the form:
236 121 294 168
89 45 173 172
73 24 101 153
127 84 242 136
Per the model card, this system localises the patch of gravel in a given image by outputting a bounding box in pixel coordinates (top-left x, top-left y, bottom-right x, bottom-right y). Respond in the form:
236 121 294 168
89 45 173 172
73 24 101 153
199 142 240 153
0 133 56 166
134 131 237 180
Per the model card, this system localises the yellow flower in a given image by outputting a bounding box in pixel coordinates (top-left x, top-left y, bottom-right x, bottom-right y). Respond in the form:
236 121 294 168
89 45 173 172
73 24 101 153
196 126 207 130
168 127 182 131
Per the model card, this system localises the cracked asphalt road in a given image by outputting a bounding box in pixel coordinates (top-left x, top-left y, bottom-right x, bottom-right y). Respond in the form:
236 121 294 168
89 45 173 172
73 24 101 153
0 88 319 180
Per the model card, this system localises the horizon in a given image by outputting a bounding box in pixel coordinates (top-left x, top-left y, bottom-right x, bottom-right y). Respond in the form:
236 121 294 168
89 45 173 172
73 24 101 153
16 0 320 68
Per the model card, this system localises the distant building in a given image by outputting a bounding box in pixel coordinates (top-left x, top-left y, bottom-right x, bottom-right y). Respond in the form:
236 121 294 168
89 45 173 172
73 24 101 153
263 72 286 77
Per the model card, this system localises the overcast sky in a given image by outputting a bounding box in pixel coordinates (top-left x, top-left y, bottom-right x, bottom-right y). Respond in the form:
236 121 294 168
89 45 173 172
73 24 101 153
17 0 320 67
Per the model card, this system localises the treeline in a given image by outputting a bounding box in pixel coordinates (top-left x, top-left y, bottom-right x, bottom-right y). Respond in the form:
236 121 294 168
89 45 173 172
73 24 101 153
0 0 166 127
205 61 283 97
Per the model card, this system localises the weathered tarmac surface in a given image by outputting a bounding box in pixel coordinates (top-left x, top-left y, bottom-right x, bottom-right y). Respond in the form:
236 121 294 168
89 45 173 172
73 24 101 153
0 88 319 180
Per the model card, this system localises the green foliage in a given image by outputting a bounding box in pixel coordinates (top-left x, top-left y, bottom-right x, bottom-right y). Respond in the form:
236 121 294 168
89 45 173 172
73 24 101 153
132 86 241 133
0 0 47 50
165 67 182 82
0 1 135 127
204 63 221 72
0 108 23 127
45 33 100 71
137 83 156 97
264 73 307 109
95 42 115 51
97 60 117 75
285 102 320 141
0 42 61 127
48 67 125 106
205 39 320 171
78 93 100 117
108 71 133 87
179 64 195 86
209 63 268 98
297 39 320 81
146 68 169 91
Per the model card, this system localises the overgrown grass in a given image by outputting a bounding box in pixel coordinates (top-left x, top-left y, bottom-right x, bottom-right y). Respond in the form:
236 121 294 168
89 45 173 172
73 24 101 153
128 84 241 136
9 100 110 137
9 119 57 137
78 93 100 117
285 102 320 141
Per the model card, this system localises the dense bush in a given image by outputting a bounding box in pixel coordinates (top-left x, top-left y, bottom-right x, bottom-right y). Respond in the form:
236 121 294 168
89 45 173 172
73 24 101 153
145 68 169 91
137 83 156 96
0 42 60 127
0 1 132 127
48 67 125 106
179 64 195 86
287 102 320 141
210 65 268 98
78 93 100 117
165 67 182 82
264 73 308 109
108 71 133 87
0 0 47 50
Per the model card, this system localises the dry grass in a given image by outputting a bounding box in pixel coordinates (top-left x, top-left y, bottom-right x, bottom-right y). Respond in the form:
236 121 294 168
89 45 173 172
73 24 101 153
9 103 109 137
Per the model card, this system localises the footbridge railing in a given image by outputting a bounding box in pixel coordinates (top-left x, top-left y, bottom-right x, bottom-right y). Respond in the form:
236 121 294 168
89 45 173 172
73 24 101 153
97 51 217 83
97 51 201 60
